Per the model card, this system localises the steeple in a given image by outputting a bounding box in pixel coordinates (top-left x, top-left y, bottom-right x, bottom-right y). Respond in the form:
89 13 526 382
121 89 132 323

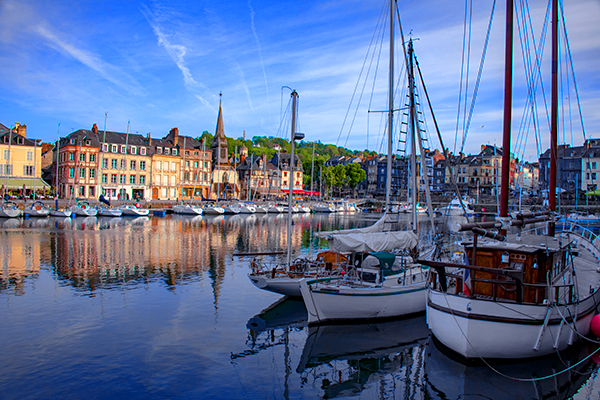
212 92 229 166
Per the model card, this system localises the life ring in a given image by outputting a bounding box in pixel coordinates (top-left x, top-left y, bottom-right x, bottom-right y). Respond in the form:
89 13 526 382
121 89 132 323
35 205 42 210
81 204 87 209
135 202 141 209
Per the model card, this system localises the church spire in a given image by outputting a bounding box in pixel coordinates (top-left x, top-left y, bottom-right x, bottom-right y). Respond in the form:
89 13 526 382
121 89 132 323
214 92 226 142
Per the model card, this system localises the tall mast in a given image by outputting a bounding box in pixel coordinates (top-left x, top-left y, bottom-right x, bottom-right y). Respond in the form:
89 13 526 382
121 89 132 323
286 90 299 269
55 124 61 198
385 0 394 213
408 40 418 231
499 0 514 231
548 0 558 235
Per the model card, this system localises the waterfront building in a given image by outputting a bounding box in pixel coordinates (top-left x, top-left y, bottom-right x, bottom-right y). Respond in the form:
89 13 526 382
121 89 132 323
237 153 279 200
151 136 180 201
96 126 152 201
163 128 212 200
0 123 49 195
55 129 100 199
270 152 303 195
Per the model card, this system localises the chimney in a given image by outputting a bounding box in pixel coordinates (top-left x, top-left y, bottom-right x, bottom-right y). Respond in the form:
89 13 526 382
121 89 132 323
17 124 26 138
147 133 152 146
92 123 99 135
170 127 179 146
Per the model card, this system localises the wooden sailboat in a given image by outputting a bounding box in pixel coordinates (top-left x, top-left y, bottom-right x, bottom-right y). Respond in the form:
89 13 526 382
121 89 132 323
422 0 600 359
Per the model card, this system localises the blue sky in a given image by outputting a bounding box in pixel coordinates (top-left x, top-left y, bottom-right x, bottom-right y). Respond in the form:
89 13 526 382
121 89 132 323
1 0 599 162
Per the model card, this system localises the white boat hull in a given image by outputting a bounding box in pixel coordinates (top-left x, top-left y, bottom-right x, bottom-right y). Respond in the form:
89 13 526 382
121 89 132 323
72 206 97 216
203 206 225 215
50 209 72 217
248 274 305 297
238 205 256 214
118 206 149 216
300 278 427 324
0 208 22 218
173 205 203 215
97 208 123 217
26 208 50 217
426 288 599 359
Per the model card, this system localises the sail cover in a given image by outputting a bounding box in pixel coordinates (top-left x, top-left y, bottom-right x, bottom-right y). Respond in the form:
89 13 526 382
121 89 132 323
326 231 418 253
314 213 396 239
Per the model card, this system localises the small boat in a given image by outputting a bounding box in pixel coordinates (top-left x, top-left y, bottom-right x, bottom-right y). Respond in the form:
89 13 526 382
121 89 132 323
50 209 72 218
118 204 149 216
26 201 50 217
71 201 97 217
97 206 123 217
435 196 474 217
267 203 285 213
223 203 241 215
203 204 225 215
238 203 256 214
311 203 336 213
298 204 311 213
0 201 22 218
173 204 203 215
254 204 269 213
300 251 428 324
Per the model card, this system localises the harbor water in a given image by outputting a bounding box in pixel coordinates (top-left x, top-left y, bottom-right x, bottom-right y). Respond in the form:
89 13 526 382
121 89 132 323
1 213 600 399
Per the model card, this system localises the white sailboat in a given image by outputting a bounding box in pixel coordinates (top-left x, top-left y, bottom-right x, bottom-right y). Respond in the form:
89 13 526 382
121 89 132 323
299 0 441 323
0 201 22 218
26 201 50 217
71 200 97 216
423 0 600 359
173 137 203 216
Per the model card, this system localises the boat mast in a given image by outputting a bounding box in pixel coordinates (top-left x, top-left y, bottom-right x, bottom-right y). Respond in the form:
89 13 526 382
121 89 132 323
99 113 107 200
54 124 61 198
499 0 514 234
286 90 299 269
408 39 418 231
385 0 394 213
548 0 558 236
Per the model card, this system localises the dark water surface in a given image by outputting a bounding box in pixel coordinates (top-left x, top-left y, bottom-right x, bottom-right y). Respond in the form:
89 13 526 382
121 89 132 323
1 213 599 399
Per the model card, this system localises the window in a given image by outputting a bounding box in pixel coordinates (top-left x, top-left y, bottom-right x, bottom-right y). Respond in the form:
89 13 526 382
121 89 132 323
156 174 161 184
163 162 169 171
3 149 8 160
70 153 75 161
184 172 190 181
130 175 136 184
185 151 190 156
102 174 108 184
194 161 198 168
121 159 126 170
156 161 162 170
111 144 118 153
185 161 190 167
79 186 85 196
89 186 95 197
140 147 146 155
111 174 117 184
172 148 178 155
130 160 136 170
24 165 34 176
120 174 126 184
156 147 163 154
130 146 137 155
140 161 146 171
89 154 96 162
139 175 145 185
26 151 33 161
593 173 597 180
80 153 86 162
89 169 96 179
70 138 76 145
163 175 168 185
171 162 176 171
593 162 597 169
120 145 126 154
164 148 170 155
80 168 85 178
69 168 75 178
111 159 118 169
103 143 109 152
170 176 176 186
102 159 108 169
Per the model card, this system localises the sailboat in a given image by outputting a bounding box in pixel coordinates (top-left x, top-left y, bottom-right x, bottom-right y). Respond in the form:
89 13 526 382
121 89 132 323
248 90 344 297
299 1 438 324
422 0 600 359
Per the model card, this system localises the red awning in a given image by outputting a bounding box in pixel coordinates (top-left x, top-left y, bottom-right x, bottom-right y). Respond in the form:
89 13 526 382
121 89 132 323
282 189 322 195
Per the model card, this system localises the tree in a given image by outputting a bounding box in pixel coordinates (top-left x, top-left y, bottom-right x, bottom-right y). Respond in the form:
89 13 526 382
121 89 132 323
345 163 366 193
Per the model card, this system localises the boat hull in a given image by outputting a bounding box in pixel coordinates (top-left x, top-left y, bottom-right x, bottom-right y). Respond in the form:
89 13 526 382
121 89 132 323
0 209 22 218
27 208 50 217
300 279 427 325
72 207 97 216
97 208 123 217
50 210 72 217
173 205 203 215
203 206 225 215
426 289 599 359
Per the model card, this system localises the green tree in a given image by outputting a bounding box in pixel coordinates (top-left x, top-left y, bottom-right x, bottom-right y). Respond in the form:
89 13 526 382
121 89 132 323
345 163 366 194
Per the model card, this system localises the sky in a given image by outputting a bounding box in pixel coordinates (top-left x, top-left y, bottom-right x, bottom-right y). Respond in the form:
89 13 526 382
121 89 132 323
1 0 599 162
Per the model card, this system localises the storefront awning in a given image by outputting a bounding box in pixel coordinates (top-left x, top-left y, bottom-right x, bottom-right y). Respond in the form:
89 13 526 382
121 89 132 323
0 178 50 190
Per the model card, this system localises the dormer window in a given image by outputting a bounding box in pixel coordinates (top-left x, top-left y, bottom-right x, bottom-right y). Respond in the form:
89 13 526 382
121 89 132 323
156 147 162 154
111 144 118 153
102 144 109 152
70 139 76 145
130 146 137 155
172 148 178 155
85 139 91 146
140 147 146 155
164 148 170 155
17 137 24 144
120 145 126 154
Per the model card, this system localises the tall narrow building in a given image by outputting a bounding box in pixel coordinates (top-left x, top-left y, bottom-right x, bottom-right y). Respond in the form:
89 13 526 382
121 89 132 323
210 94 239 199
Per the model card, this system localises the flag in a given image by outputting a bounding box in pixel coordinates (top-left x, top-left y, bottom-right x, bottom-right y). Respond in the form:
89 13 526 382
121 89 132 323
463 252 472 297
99 194 110 206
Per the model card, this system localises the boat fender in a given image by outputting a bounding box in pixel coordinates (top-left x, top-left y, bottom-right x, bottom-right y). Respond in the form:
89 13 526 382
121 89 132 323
591 314 600 338
82 204 87 209
135 203 141 209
